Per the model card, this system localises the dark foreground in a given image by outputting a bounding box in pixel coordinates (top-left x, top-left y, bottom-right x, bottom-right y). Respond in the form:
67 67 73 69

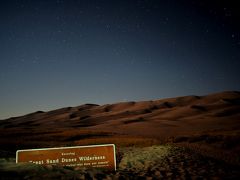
0 145 239 180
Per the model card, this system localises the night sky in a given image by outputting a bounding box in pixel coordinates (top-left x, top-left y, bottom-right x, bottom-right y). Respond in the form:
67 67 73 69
0 0 240 119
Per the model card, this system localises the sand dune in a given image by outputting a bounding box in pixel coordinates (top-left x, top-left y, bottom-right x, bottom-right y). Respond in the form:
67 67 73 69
0 91 240 179
1 91 240 150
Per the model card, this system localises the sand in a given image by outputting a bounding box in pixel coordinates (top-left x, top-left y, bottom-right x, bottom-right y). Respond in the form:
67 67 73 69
0 91 240 179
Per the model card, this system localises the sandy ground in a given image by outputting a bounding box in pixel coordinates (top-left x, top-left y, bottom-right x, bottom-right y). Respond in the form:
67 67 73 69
0 91 240 179
0 145 239 179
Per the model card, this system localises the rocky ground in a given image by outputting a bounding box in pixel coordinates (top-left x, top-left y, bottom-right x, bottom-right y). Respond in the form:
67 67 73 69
0 145 239 179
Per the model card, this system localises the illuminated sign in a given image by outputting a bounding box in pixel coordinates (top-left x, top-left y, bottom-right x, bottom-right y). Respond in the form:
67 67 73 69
16 144 116 171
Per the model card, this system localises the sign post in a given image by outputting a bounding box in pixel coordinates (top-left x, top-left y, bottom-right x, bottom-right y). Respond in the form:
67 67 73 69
16 144 116 171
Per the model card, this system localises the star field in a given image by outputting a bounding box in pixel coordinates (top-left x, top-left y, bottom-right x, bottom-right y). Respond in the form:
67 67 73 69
0 0 239 119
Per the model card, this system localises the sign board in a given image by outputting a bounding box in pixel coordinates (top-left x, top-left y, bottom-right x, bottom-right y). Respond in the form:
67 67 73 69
16 144 116 171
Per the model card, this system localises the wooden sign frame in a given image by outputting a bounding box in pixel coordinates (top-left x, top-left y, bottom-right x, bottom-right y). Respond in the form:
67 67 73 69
16 144 116 171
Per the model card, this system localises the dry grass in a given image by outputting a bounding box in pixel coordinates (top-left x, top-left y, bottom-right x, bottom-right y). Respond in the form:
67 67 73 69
173 141 240 166
73 136 160 147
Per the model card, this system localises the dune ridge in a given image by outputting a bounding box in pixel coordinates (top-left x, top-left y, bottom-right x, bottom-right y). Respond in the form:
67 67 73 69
0 91 240 158
0 91 240 179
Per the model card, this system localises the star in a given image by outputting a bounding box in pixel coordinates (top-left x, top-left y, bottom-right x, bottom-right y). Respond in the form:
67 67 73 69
20 59 25 63
130 59 135 65
106 24 111 30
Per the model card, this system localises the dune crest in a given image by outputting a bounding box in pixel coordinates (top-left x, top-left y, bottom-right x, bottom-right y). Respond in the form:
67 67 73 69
0 91 239 155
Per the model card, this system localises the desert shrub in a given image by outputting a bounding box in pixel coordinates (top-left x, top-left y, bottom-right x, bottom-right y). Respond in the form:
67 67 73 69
79 115 91 120
144 109 152 114
77 104 97 111
150 105 159 110
188 135 208 143
194 95 201 99
0 121 11 127
78 107 85 111
222 98 240 105
116 149 124 165
104 106 112 112
69 113 78 119
35 111 45 113
66 133 110 141
3 124 16 128
163 102 174 108
85 103 99 106
190 105 206 111
173 136 189 143
205 135 222 144
221 136 240 149
74 137 160 147
71 123 94 127
123 117 145 124
215 108 240 117
18 121 34 126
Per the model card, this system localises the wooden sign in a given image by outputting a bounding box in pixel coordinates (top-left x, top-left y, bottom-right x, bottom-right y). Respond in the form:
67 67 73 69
16 144 116 171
